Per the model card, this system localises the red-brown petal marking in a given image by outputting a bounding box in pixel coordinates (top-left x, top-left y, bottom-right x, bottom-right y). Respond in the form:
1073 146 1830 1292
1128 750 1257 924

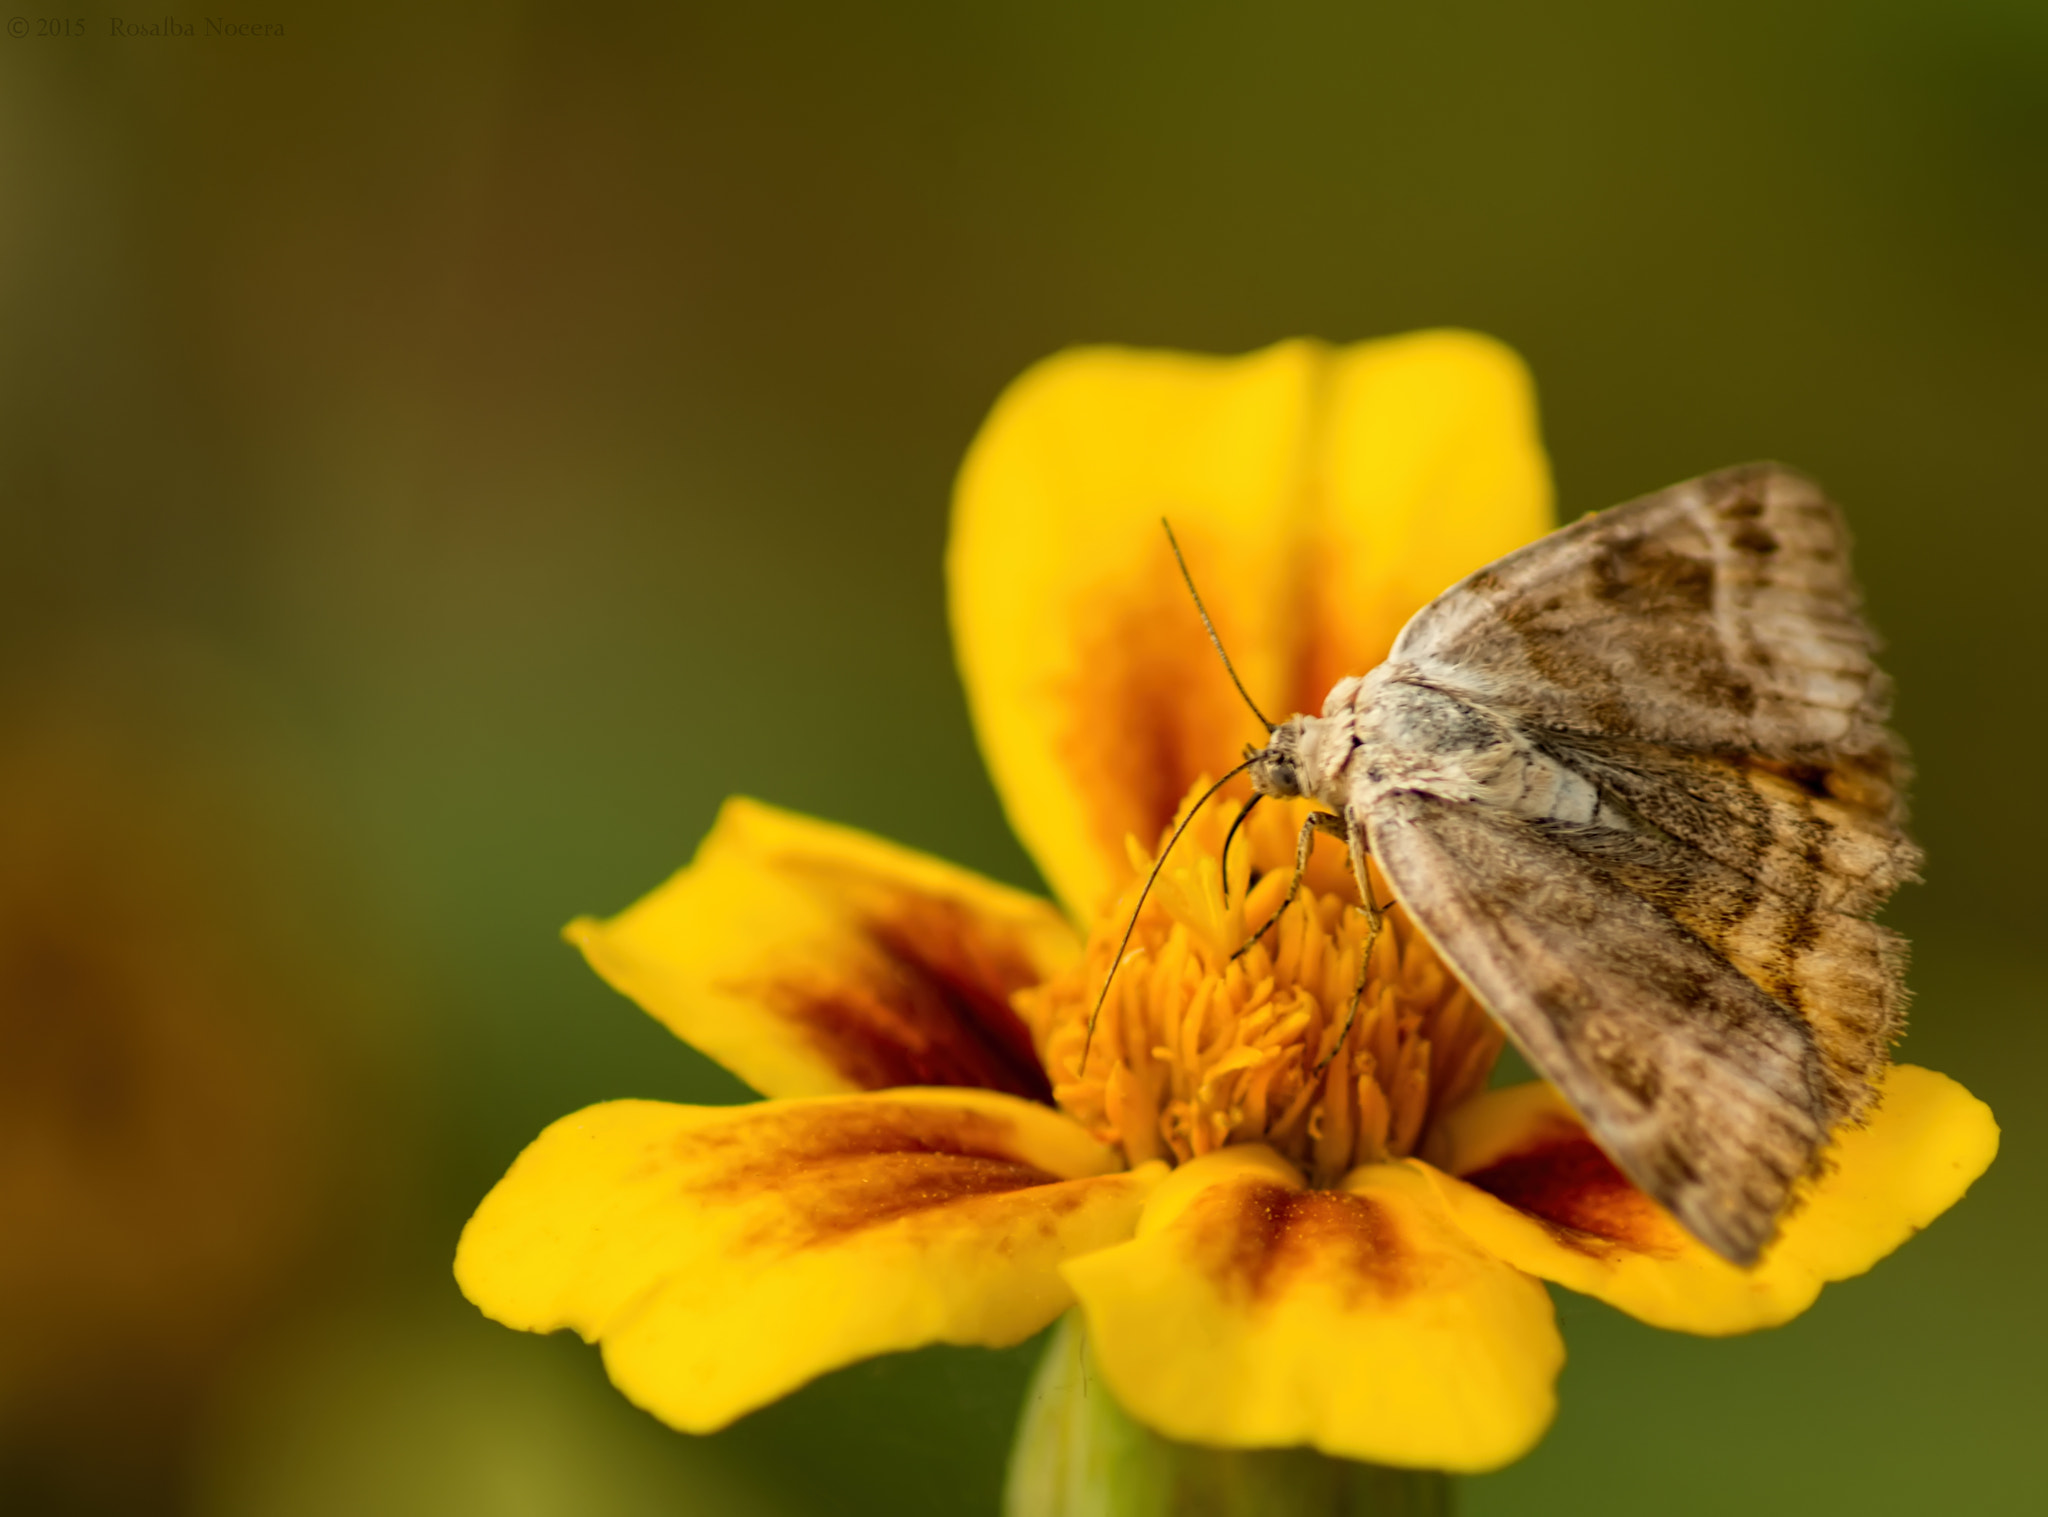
1425 1069 1995 1337
676 1100 1071 1249
456 1089 1159 1433
1062 1148 1562 1472
1460 1123 1685 1260
749 881 1053 1102
567 799 1080 1103
1186 1180 1417 1309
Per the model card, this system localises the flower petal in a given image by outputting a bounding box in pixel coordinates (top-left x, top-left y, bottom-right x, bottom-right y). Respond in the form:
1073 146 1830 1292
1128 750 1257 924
950 332 1550 917
1060 1145 1561 1473
567 797 1078 1100
455 1089 1163 1432
1425 1065 1998 1334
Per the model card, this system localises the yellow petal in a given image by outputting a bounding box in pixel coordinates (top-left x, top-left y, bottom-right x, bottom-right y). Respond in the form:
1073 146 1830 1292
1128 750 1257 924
1425 1065 1998 1335
949 332 1551 918
567 797 1078 1100
1305 334 1555 702
456 1088 1163 1432
1060 1145 1561 1473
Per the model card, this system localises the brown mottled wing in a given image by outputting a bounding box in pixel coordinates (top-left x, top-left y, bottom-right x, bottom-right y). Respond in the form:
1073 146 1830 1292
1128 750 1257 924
1366 790 1829 1265
1394 463 1906 821
1531 730 1913 1133
1377 464 1917 1262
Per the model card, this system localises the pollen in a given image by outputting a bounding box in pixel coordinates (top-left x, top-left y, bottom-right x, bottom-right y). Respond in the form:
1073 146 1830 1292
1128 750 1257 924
1017 781 1503 1188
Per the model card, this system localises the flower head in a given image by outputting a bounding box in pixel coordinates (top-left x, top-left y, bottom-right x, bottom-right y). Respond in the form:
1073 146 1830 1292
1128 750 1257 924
1021 788 1502 1187
456 333 1996 1473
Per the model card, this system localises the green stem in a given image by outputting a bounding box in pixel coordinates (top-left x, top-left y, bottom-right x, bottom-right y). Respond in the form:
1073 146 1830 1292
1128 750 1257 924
1006 1315 1453 1517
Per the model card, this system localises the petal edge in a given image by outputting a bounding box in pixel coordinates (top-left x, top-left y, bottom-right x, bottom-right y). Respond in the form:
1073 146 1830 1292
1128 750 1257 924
1063 1147 1561 1472
949 332 1550 918
1428 1065 1998 1335
570 797 1078 1100
457 1089 1161 1430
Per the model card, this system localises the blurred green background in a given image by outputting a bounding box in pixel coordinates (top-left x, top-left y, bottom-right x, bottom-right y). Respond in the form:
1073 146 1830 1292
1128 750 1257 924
1 2 2041 1513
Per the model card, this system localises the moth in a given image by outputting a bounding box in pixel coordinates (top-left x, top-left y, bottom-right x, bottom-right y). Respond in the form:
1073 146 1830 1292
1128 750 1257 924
1240 463 1917 1265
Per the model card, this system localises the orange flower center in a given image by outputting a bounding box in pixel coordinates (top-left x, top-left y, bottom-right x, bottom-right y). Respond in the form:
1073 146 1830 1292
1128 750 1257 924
1017 780 1503 1188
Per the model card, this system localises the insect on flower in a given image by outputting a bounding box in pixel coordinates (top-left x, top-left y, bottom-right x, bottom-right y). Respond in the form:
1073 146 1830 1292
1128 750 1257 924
456 333 1995 1476
1143 464 1916 1267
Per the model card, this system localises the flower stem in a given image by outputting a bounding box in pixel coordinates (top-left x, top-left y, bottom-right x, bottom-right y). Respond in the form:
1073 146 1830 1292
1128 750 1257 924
1006 1314 1453 1517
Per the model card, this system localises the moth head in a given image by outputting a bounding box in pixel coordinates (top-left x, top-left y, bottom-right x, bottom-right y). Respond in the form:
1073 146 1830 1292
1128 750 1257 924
1245 720 1307 800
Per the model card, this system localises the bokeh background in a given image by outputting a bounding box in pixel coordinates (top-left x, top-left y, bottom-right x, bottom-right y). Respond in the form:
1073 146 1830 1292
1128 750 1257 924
2 2 2042 1513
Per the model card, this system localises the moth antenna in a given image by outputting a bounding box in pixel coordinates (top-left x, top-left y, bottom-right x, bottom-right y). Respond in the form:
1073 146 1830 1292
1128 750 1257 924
1162 518 1276 734
1081 756 1260 1074
1217 794 1263 905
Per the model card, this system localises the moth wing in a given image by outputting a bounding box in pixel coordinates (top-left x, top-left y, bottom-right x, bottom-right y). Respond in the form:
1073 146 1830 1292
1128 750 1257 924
1364 788 1828 1265
1392 463 1904 819
1534 730 1914 1127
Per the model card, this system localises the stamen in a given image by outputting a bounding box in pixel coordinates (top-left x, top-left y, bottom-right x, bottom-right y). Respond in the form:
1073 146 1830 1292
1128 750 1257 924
1014 779 1503 1187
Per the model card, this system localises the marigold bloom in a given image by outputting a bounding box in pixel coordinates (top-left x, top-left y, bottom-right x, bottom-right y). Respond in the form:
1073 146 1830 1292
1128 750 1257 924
456 332 1997 1474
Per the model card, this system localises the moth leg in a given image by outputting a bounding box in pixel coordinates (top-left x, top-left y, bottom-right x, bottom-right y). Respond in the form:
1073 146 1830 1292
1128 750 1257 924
1346 812 1387 938
1232 810 1347 961
1312 814 1389 1076
1313 905 1385 1078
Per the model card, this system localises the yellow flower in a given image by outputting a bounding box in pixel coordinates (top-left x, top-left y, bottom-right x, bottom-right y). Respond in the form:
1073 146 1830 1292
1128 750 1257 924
456 333 1997 1474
